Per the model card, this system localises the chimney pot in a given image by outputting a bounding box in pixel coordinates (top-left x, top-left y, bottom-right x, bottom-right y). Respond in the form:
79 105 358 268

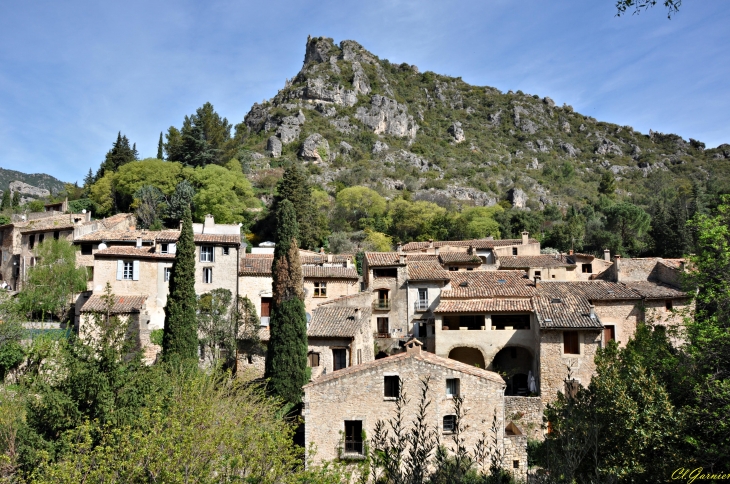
522 231 529 245
399 254 405 264
136 237 142 248
428 239 434 249
397 243 403 254
589 305 596 319
604 249 610 262
435 246 440 256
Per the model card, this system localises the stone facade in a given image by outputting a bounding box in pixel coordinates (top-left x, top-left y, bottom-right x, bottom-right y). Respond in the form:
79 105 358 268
538 329 601 406
505 396 543 440
303 341 526 481
303 277 359 314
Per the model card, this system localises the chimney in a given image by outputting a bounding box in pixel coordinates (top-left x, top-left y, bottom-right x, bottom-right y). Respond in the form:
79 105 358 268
354 307 361 320
179 220 183 230
240 241 247 258
468 245 474 255
680 260 686 272
397 243 403 254
136 237 142 249
534 275 541 287
428 239 434 249
569 249 573 256
203 214 215 231
604 249 610 261
522 231 529 245
319 247 325 254
435 246 440 256
327 253 333 263
399 254 405 264
405 337 422 354
589 305 596 319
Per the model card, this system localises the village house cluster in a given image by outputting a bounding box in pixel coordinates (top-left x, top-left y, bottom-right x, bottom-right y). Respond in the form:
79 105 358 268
0 205 691 480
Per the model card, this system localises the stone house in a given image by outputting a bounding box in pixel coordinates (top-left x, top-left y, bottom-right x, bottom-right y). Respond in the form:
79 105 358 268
401 232 540 264
303 339 528 481
497 254 577 281
362 252 409 342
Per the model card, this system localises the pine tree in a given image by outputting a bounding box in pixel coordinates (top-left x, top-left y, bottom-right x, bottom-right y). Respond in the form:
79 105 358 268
157 132 164 159
11 191 20 208
96 132 138 179
162 205 199 364
0 188 10 210
598 170 617 198
83 168 94 188
265 199 308 405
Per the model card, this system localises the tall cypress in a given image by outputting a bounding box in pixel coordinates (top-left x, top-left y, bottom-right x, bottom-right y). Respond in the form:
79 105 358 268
157 132 164 160
162 205 198 364
0 188 10 210
265 199 308 405
11 191 20 208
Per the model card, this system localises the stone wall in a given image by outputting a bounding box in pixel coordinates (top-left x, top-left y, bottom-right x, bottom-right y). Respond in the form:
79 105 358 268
303 278 359 314
594 300 641 347
656 262 682 286
503 435 528 481
493 241 541 258
505 396 543 440
538 330 601 406
238 275 273 321
194 244 238 300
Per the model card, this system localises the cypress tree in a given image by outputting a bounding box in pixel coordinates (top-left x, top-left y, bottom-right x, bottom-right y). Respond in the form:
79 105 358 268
265 199 308 405
11 191 20 208
157 132 164 160
162 205 198 364
1 188 10 210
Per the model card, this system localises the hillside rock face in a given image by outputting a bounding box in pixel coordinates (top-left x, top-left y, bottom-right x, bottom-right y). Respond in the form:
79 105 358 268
10 181 50 198
234 36 728 210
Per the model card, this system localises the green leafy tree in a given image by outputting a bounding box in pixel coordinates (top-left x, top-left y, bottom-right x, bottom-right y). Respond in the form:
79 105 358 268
265 200 308 405
197 288 237 367
162 206 198 365
1 188 10 210
156 131 164 160
167 103 232 167
460 206 504 239
387 199 447 243
604 202 651 255
192 159 255 224
16 238 88 322
163 126 183 162
113 158 187 212
334 186 387 230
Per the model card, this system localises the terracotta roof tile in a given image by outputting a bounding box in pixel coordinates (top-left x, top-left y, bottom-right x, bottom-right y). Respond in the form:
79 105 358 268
405 254 439 262
401 238 538 251
19 216 76 234
364 252 403 267
435 299 533 313
438 252 483 264
301 254 353 265
498 255 575 269
442 271 535 298
98 213 134 228
94 246 175 260
536 281 641 301
308 306 371 338
302 266 359 279
239 256 273 276
80 294 147 313
407 261 452 281
304 346 506 388
622 281 686 299
77 229 239 245
533 295 603 329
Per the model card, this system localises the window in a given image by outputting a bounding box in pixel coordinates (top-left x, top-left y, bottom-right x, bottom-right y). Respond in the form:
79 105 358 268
534 271 541 278
200 246 214 262
164 267 172 282
491 314 530 330
203 267 213 284
223 247 230 255
307 352 320 367
344 421 363 454
313 281 327 297
373 268 397 278
466 267 473 271
513 460 520 469
81 244 92 255
665 299 673 311
582 264 593 274
123 261 134 280
415 288 428 310
563 332 580 354
446 378 460 397
38 234 44 244
357 349 362 365
161 243 169 254
53 231 59 240
443 314 485 331
29 234 35 249
86 267 94 281
603 325 615 344
443 415 456 433
512 247 518 255
449 267 458 271
565 380 580 399
333 349 347 371
377 317 389 334
384 375 400 398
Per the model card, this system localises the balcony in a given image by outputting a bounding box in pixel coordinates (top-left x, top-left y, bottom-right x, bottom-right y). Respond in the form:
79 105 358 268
372 299 391 310
414 300 429 312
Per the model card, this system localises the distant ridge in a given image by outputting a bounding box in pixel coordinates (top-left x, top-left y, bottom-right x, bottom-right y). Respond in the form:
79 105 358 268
0 167 66 195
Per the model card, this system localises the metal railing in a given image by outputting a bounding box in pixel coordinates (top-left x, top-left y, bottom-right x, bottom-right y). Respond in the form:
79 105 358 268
372 299 391 310
414 300 429 311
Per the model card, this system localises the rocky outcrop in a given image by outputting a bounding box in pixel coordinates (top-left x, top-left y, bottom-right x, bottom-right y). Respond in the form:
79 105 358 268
508 188 528 209
595 138 624 156
543 97 556 108
300 133 330 162
426 186 496 206
330 117 358 134
304 36 334 65
352 61 371 95
560 143 580 157
339 141 353 153
713 143 730 160
448 122 465 143
10 181 50 199
276 124 300 144
355 95 418 139
372 141 389 154
303 78 357 107
266 136 282 158
384 150 436 173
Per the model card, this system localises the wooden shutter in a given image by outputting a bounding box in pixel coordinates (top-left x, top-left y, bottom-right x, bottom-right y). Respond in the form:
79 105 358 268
116 260 123 280
260 298 271 317
564 331 579 354
603 326 615 342
132 260 140 281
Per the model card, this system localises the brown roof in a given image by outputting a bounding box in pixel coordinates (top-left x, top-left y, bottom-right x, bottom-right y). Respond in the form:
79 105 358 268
301 254 354 265
308 306 371 338
657 259 685 270
364 252 403 267
302 266 358 279
439 252 483 264
80 294 147 313
405 254 439 262
622 281 686 299
19 217 76 234
536 281 641 301
98 213 134 228
435 299 533 313
498 255 575 269
76 229 239 245
407 261 452 281
94 246 175 260
317 293 373 306
239 256 273 276
533 295 603 329
304 346 506 388
401 238 538 251
442 271 535 298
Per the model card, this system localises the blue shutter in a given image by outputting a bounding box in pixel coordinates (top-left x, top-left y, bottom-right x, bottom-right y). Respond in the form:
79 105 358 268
132 260 140 281
116 260 123 280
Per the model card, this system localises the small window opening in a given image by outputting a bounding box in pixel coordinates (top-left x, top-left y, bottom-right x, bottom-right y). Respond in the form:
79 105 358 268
512 247 518 255
513 460 520 469
161 243 169 254
81 244 92 255
307 352 320 367
443 415 456 433
564 332 580 354
384 375 400 398
223 247 230 255
665 299 673 311
582 264 593 274
446 378 460 397
344 421 363 454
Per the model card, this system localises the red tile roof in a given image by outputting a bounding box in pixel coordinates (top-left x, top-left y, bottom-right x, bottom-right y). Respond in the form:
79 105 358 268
407 261 452 281
302 266 359 279
442 271 535 298
434 299 533 313
364 252 403 267
80 294 147 313
239 256 273 276
308 306 371 338
536 281 641 301
77 229 240 245
533 295 604 329
498 255 575 269
401 238 538 251
438 252 483 264
621 281 686 299
301 254 354 265
304 345 506 388
94 246 175 260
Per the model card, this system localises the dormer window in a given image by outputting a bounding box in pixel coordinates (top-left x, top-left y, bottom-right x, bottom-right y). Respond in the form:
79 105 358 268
161 243 169 254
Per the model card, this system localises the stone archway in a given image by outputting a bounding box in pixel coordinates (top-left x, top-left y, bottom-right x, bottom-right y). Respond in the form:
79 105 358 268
448 347 486 368
491 346 534 396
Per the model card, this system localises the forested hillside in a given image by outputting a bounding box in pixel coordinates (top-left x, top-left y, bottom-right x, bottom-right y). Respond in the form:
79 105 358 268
77 36 729 258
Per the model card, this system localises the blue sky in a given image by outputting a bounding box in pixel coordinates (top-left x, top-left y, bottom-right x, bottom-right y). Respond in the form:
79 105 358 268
1 1 728 183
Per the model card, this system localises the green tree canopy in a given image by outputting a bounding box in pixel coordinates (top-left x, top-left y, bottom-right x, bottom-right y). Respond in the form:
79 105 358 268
192 159 255 224
334 186 387 230
96 132 138 180
604 201 651 255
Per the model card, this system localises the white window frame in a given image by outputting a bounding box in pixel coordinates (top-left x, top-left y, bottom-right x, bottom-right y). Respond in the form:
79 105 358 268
313 281 327 297
164 267 172 282
200 246 214 262
161 243 169 254
203 267 213 284
446 378 460 397
123 261 134 280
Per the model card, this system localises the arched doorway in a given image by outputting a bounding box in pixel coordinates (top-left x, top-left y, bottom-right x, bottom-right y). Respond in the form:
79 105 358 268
448 347 486 368
491 346 534 396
